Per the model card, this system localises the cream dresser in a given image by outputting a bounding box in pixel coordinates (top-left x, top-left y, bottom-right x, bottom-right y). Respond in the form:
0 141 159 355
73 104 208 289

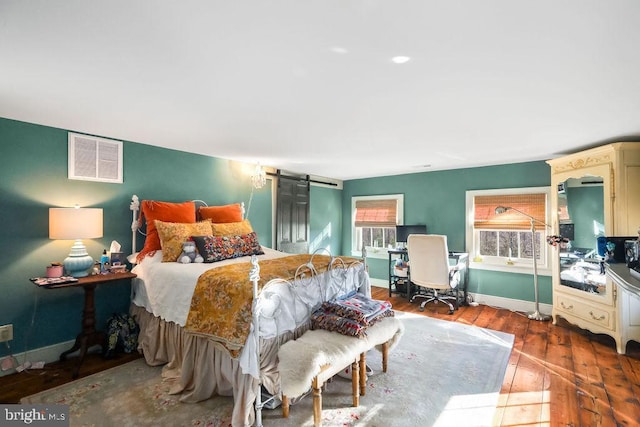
547 143 640 353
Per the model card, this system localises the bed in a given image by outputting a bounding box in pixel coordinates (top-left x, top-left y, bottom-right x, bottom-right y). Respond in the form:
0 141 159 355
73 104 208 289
127 196 371 427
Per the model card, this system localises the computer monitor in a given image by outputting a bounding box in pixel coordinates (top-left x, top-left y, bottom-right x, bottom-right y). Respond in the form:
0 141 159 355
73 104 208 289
395 224 427 244
559 223 575 241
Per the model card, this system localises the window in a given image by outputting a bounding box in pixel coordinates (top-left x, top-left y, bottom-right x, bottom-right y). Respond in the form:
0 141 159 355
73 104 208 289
465 187 551 274
352 194 404 258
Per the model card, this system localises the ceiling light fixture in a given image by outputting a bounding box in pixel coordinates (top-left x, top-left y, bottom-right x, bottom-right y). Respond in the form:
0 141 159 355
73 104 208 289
391 56 411 64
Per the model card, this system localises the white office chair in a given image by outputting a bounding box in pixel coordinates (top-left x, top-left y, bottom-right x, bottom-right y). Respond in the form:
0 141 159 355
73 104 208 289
407 234 461 314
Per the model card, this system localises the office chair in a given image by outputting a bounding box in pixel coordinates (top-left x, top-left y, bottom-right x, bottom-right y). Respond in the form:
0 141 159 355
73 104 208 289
407 234 461 314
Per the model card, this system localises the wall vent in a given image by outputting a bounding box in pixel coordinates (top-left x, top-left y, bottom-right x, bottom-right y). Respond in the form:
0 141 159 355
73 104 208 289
68 132 123 183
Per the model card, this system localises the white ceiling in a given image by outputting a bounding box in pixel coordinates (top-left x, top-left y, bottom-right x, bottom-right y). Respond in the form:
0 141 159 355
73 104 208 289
2 1 640 181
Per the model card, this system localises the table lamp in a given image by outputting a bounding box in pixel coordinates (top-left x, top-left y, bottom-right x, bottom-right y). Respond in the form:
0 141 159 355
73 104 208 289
49 206 103 277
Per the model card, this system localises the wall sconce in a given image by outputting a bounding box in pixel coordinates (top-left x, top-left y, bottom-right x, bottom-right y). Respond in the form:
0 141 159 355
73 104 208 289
246 163 267 219
49 206 103 277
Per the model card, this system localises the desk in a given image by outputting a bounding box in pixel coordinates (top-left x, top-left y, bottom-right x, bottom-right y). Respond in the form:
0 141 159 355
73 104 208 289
387 249 469 304
32 272 136 378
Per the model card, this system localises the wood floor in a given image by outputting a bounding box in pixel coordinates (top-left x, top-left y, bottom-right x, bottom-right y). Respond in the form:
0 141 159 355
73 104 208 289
2 286 640 426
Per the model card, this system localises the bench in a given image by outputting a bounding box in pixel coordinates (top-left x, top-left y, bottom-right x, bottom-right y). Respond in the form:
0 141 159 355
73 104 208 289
277 316 404 427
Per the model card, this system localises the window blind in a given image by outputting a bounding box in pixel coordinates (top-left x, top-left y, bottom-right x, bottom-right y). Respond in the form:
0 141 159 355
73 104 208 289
474 193 547 230
355 199 397 228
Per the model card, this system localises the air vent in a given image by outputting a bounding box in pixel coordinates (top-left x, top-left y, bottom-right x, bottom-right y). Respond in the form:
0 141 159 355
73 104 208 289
68 132 123 183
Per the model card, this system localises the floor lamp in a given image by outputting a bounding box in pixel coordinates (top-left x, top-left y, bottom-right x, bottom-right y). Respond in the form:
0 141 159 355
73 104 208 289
495 206 551 321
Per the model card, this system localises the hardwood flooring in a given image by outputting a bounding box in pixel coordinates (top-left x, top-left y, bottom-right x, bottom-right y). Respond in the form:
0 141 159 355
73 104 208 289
1 286 640 426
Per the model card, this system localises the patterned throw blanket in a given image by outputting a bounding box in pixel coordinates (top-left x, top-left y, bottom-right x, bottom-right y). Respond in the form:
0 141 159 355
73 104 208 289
184 254 363 358
311 293 394 338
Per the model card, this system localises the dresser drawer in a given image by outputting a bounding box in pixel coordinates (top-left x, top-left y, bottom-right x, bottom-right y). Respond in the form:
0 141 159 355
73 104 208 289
556 294 614 329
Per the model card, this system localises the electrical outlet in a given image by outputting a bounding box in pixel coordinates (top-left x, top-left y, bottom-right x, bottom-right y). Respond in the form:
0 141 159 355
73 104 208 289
0 324 13 342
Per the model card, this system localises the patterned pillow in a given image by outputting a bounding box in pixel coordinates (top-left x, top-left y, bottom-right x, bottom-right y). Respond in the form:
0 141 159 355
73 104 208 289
155 220 213 262
191 232 264 263
210 219 254 237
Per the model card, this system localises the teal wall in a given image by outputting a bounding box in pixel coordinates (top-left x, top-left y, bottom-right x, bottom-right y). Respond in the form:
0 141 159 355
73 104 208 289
0 117 340 358
341 162 553 304
309 186 343 255
566 186 604 250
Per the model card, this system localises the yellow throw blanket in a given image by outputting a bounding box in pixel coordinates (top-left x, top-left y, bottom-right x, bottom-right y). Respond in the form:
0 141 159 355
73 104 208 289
184 254 363 358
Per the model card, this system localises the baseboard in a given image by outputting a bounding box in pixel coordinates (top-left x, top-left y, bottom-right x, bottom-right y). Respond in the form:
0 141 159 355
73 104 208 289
371 279 553 314
371 278 388 288
469 292 553 315
0 339 75 377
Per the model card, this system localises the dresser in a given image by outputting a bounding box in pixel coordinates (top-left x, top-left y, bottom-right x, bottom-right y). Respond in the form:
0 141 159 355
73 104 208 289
547 142 640 353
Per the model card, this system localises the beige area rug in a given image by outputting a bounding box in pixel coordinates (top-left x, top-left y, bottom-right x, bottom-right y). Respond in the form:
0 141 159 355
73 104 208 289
22 312 514 427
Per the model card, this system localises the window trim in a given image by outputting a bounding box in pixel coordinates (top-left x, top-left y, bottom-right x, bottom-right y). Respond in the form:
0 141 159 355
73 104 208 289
352 194 404 259
465 186 552 275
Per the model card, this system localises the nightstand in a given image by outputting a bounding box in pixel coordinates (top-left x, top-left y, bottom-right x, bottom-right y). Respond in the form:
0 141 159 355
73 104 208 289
33 272 136 378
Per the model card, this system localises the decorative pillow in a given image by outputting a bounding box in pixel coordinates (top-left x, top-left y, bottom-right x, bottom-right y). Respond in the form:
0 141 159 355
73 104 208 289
137 200 196 262
191 231 264 263
210 219 254 237
155 220 213 262
199 203 243 223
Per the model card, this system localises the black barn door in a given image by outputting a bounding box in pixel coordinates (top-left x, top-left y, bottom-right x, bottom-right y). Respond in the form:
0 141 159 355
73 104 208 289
276 172 310 254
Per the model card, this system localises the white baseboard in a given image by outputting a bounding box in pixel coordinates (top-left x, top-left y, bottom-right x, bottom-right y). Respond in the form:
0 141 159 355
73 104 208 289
469 292 553 315
0 339 75 377
371 279 552 314
371 278 388 288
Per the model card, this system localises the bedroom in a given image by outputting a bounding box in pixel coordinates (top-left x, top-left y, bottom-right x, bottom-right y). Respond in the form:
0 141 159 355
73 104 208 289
2 1 640 425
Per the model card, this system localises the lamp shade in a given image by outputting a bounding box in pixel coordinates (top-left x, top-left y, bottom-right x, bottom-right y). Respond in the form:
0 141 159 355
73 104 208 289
49 207 103 277
49 208 103 240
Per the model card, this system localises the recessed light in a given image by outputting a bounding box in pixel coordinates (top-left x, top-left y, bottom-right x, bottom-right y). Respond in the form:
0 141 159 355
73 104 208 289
330 47 349 54
391 56 411 64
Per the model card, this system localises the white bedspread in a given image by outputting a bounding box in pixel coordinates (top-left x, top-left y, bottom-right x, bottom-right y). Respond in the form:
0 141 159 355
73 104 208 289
131 247 289 326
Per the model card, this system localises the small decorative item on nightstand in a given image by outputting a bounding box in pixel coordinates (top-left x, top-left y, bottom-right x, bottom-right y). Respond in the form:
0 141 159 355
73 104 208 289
46 263 63 278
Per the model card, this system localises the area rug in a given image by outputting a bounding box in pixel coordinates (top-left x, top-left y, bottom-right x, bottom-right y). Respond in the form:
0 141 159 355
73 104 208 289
22 311 514 427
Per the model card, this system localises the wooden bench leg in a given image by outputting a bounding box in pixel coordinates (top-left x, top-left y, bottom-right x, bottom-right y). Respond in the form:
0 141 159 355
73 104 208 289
313 376 322 427
382 341 389 373
352 359 360 407
282 395 290 418
359 352 366 396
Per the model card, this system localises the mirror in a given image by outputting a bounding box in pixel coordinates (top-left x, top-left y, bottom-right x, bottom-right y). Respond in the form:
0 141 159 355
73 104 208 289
557 176 606 295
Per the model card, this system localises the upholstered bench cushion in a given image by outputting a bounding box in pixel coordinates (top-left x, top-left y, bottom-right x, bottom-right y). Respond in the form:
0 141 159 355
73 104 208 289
278 316 404 398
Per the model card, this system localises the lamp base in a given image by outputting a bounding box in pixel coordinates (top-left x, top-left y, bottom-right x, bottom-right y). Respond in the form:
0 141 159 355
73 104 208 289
527 310 551 322
63 239 95 278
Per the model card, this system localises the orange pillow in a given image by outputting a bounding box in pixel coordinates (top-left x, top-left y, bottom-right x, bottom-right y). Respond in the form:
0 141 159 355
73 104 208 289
210 219 254 237
137 200 196 262
199 203 244 223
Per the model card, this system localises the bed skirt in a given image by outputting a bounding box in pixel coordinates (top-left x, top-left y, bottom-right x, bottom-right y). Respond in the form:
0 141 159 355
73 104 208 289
130 303 307 427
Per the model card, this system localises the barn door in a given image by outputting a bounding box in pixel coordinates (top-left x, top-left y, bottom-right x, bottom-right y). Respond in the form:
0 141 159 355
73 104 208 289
276 171 310 254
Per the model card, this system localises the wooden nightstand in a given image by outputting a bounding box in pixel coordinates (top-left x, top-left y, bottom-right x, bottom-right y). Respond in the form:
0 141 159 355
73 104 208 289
33 272 136 378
